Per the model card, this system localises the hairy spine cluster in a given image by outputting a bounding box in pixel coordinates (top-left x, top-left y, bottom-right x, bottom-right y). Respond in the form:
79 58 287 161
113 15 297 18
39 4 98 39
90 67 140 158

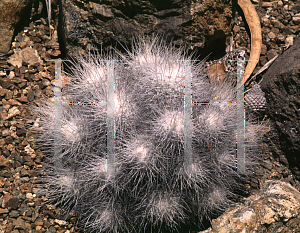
27 36 267 233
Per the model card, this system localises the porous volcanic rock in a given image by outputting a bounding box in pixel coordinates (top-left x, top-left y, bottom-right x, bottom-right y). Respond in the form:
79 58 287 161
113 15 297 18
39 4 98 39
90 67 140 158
260 34 300 180
199 180 300 233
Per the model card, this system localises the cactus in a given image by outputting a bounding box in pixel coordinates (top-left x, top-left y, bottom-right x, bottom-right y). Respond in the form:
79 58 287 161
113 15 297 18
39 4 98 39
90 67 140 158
26 35 268 233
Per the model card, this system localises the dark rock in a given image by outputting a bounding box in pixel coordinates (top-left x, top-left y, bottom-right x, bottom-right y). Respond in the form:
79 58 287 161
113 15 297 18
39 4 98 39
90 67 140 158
5 136 14 144
17 96 28 103
7 197 19 209
266 48 278 60
14 216 25 230
59 0 232 59
292 4 300 14
0 0 32 54
16 128 27 136
9 210 20 218
19 66 26 74
0 78 12 89
260 34 300 179
0 156 11 168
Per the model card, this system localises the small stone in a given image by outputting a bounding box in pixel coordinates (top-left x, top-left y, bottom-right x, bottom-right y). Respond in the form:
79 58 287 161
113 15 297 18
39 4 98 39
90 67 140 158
292 16 300 24
16 96 28 103
260 44 267 55
42 78 51 87
19 66 26 74
16 128 27 136
24 145 35 155
233 25 240 33
277 1 283 7
262 1 273 7
0 139 5 148
7 106 21 119
5 90 13 100
0 78 12 89
266 49 278 61
35 218 44 226
285 35 295 47
262 17 270 27
27 89 35 101
7 197 19 209
9 210 20 218
20 168 29 177
276 34 285 43
268 31 276 39
0 208 9 214
7 52 23 68
54 219 67 226
292 4 300 14
0 88 8 96
7 99 22 106
50 49 61 57
14 216 25 230
0 156 11 168
1 129 10 137
46 226 56 233
26 193 34 199
20 206 30 215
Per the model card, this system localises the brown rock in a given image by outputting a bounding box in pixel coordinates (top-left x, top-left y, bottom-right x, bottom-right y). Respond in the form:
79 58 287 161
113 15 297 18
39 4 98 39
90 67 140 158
262 2 273 7
7 47 42 68
268 31 276 40
2 192 12 207
260 44 267 55
0 0 32 54
0 156 12 168
0 176 6 187
1 129 9 137
276 34 286 43
16 128 27 137
0 88 8 96
14 216 25 230
0 139 5 148
0 78 11 89
0 208 9 214
7 99 22 106
262 17 270 27
7 51 23 68
7 197 19 209
50 49 61 57
267 49 279 60
5 90 13 99
27 88 35 101
6 106 21 119
18 81 27 88
233 25 240 33
293 16 300 24
17 96 28 103
0 111 8 121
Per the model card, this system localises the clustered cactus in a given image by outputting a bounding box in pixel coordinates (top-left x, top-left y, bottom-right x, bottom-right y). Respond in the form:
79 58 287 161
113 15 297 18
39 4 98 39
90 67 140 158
26 35 267 233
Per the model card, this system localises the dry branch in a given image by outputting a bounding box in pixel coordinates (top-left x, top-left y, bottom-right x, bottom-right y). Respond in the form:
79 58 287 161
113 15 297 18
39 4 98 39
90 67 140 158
237 0 262 89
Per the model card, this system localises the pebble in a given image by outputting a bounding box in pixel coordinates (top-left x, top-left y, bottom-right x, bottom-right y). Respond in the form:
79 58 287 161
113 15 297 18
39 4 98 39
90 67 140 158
54 219 68 226
26 192 34 199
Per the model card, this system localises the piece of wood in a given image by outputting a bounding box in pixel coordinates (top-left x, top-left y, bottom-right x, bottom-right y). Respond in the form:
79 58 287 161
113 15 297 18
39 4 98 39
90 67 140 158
206 62 227 84
237 0 262 89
